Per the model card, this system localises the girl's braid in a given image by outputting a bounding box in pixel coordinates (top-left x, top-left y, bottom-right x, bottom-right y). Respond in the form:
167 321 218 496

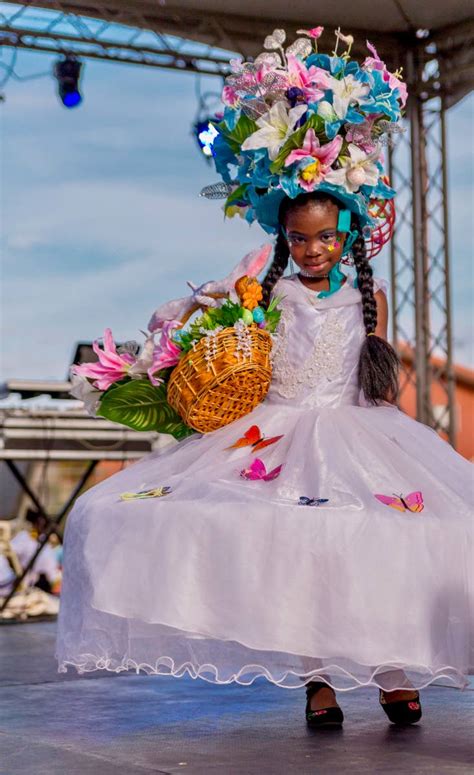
261 230 289 307
352 234 377 334
352 230 400 404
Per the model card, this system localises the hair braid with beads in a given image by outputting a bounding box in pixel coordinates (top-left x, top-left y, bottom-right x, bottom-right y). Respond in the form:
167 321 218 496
261 191 400 404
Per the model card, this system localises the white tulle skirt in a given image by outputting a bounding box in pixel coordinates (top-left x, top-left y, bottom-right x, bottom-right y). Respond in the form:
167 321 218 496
55 398 473 692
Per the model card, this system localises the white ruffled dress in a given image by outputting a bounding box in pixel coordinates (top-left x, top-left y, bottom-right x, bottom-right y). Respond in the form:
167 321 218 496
56 274 473 692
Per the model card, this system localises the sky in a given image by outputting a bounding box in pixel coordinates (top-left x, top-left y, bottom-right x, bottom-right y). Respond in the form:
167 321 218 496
1 36 473 381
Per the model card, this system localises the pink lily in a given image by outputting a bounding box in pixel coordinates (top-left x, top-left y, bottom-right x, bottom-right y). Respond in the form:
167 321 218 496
147 320 182 386
284 130 342 190
286 54 331 104
72 328 136 391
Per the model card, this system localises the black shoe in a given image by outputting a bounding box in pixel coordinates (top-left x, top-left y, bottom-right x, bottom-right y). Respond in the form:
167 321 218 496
379 689 422 725
305 680 344 728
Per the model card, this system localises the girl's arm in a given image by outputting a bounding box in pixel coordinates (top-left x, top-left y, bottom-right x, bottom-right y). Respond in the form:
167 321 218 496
374 289 398 405
374 289 389 341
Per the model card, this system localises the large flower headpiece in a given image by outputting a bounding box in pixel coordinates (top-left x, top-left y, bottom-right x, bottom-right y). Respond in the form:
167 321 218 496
201 27 407 256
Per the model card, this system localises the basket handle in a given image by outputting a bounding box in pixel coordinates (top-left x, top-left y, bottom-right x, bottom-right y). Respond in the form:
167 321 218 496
179 292 228 325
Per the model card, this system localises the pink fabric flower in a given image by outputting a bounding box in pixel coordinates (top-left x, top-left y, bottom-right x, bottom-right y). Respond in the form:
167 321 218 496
345 117 379 154
297 26 324 39
147 320 182 386
72 328 136 391
364 41 408 107
286 54 331 104
284 130 342 191
222 85 240 107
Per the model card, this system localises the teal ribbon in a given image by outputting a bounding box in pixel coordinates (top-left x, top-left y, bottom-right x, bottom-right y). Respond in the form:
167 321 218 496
316 261 345 298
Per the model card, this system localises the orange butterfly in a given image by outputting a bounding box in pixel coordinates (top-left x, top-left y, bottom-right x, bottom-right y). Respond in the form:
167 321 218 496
226 425 284 453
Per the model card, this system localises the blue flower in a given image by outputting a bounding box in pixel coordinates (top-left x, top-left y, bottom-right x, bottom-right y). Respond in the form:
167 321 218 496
213 134 239 183
223 105 241 131
306 53 345 75
359 70 401 121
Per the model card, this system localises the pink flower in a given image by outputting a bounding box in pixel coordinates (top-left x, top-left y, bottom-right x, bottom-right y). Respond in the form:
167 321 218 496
345 117 379 154
286 54 331 104
297 26 324 39
72 328 136 391
222 85 240 107
284 130 342 191
364 41 408 107
147 320 182 386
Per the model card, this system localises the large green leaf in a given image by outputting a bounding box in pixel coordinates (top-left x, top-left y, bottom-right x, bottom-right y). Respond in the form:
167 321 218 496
97 381 194 440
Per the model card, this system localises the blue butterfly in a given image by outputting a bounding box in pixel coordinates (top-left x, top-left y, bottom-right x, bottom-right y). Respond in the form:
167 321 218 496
298 496 329 507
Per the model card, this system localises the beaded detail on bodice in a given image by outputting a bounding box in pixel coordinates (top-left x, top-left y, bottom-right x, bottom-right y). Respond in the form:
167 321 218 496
268 273 387 408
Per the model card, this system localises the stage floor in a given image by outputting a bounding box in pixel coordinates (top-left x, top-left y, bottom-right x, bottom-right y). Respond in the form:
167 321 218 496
0 620 472 774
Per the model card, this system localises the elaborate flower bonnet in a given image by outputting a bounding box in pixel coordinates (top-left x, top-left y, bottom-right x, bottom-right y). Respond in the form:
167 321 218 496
201 26 407 258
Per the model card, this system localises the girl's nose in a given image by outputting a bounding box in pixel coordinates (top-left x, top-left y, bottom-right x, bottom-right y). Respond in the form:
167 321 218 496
306 241 322 257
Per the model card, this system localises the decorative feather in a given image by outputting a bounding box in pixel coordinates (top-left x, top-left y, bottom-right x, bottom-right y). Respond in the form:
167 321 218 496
199 183 234 200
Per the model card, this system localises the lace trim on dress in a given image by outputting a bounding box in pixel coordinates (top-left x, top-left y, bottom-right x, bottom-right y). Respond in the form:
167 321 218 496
56 654 469 692
271 307 345 400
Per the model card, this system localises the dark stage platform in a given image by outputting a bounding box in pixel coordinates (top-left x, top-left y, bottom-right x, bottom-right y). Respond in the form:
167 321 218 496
0 621 473 774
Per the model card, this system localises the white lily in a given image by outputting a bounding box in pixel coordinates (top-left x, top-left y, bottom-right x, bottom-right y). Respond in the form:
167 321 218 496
241 101 307 161
327 74 370 120
69 372 103 416
325 143 380 193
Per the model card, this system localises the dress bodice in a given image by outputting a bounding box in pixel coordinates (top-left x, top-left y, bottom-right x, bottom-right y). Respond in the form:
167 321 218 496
268 272 387 408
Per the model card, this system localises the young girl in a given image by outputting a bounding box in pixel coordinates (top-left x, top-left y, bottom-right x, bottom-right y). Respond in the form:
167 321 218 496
56 28 473 728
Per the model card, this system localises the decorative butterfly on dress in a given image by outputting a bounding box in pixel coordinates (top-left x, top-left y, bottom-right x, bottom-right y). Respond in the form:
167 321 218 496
240 458 282 481
374 491 424 513
119 486 172 501
226 425 284 453
298 497 329 507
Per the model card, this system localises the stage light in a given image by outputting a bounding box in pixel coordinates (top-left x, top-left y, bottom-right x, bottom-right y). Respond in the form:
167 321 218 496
54 57 83 108
193 118 219 160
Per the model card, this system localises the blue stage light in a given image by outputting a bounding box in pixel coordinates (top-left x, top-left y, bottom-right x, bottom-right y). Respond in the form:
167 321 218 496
54 57 83 109
193 118 219 160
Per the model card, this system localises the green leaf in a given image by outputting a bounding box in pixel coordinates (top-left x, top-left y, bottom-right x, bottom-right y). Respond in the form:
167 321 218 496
97 380 194 440
269 114 325 172
265 309 282 333
224 183 249 213
220 114 258 149
266 293 285 313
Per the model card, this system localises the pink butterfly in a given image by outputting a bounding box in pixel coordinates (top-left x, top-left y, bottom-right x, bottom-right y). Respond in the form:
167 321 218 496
374 491 424 513
240 458 282 481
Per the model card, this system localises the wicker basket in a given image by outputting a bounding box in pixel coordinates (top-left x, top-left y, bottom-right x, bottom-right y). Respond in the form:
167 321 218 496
167 324 272 433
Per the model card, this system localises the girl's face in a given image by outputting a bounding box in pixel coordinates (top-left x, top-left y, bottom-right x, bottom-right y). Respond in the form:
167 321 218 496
283 200 345 277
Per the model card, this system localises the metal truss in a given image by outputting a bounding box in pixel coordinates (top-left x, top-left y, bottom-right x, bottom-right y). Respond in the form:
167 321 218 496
0 1 233 77
389 41 459 445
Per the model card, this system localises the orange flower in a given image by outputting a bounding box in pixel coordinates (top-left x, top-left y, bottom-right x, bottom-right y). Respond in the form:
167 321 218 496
235 275 263 310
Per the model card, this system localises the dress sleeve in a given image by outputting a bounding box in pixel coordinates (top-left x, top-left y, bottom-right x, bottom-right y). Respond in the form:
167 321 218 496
373 276 389 296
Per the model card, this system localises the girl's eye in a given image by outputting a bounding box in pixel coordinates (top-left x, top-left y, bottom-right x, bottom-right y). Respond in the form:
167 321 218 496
289 234 306 245
321 233 336 242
